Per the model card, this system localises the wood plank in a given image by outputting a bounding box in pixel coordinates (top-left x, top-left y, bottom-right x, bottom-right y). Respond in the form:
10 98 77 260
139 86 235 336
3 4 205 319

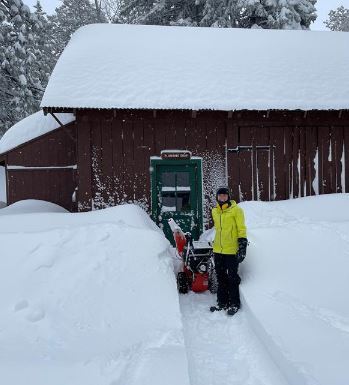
255 126 270 201
239 126 253 201
227 121 239 202
310 126 319 195
194 119 207 154
154 118 166 155
143 119 156 212
112 119 125 204
122 120 135 201
174 118 186 149
165 118 176 149
320 126 331 194
90 116 103 208
284 126 293 199
345 126 349 193
305 125 315 196
77 113 92 211
133 119 148 205
271 126 286 200
299 126 306 197
333 126 344 193
329 126 336 193
101 117 114 205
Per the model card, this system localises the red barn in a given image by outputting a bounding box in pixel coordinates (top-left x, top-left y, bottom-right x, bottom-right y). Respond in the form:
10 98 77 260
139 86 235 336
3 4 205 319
0 24 348 239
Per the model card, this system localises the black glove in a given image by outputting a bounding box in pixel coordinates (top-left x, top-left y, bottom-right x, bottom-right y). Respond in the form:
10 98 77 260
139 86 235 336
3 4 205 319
236 238 248 263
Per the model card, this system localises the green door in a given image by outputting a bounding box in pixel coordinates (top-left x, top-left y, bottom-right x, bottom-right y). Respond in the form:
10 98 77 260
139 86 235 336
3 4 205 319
151 158 203 244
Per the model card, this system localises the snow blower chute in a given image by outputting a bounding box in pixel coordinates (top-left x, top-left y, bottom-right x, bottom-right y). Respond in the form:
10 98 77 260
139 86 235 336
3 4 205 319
168 218 217 294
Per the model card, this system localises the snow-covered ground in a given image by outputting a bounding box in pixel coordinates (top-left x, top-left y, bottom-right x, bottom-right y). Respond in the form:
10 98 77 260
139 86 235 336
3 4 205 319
0 201 189 385
1 194 348 385
239 194 349 385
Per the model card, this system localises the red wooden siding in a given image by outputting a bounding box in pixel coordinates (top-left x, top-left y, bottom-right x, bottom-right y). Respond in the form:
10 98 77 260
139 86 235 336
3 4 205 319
7 124 76 167
227 114 349 201
75 110 349 232
8 169 76 211
5 122 77 211
77 111 227 227
4 109 348 223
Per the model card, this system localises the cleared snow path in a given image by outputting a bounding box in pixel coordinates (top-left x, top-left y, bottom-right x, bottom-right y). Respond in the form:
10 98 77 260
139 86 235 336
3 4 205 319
179 291 288 385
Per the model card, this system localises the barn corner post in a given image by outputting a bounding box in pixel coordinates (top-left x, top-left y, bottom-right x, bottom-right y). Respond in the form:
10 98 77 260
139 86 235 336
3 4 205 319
0 155 7 206
77 111 93 211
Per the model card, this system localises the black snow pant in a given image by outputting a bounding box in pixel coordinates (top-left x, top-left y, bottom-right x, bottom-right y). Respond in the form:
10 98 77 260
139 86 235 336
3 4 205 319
214 253 241 309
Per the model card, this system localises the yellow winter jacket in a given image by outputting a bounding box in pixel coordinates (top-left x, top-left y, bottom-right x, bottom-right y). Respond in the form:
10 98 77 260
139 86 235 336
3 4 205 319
212 200 247 255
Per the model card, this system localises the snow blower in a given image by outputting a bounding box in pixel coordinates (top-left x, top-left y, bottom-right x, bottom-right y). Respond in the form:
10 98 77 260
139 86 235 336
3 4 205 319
168 218 217 294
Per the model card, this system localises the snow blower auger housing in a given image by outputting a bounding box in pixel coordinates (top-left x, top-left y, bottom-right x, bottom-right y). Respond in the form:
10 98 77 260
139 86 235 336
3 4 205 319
168 219 217 294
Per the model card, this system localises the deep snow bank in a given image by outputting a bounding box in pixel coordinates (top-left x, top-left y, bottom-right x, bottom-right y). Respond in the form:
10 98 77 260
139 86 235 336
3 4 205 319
0 199 67 215
0 201 189 385
239 194 349 385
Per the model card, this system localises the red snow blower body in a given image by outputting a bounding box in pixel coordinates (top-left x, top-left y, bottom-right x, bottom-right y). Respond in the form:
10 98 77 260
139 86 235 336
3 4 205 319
168 219 217 294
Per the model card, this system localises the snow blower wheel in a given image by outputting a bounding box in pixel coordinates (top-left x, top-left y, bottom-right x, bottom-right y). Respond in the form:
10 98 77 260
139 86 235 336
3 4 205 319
177 272 189 294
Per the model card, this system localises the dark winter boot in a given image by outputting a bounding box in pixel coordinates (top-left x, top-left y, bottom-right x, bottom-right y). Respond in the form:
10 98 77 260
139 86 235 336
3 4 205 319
227 305 239 316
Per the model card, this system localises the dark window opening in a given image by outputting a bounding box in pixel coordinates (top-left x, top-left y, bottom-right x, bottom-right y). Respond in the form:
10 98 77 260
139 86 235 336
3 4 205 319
161 171 191 212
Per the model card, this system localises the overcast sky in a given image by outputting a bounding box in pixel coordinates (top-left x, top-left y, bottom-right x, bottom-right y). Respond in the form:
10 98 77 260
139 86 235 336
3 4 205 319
25 0 349 30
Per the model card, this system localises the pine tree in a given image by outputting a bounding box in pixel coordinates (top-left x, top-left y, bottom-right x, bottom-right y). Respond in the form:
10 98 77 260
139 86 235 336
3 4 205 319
116 0 317 29
200 0 245 27
242 0 317 29
29 1 55 103
117 0 204 26
324 6 349 32
48 0 107 59
0 0 43 135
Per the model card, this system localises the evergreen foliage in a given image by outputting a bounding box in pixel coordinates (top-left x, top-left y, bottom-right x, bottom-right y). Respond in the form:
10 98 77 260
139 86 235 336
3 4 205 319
324 6 349 32
48 0 107 60
0 0 45 135
117 0 317 29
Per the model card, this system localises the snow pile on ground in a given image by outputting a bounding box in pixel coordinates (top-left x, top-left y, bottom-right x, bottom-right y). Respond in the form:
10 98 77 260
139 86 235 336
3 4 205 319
238 194 349 385
0 199 67 215
0 201 189 385
0 111 75 154
41 24 349 111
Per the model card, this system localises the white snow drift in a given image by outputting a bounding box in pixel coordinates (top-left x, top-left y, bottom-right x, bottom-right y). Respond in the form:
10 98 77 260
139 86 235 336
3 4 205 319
240 194 349 385
196 194 349 385
0 201 189 385
1 195 349 385
41 24 349 111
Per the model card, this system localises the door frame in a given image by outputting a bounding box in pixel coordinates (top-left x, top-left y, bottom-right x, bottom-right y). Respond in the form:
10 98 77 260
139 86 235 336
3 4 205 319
150 157 203 238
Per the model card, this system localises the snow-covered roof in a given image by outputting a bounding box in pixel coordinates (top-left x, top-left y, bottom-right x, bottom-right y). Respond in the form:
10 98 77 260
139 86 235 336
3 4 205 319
41 24 349 111
0 111 75 155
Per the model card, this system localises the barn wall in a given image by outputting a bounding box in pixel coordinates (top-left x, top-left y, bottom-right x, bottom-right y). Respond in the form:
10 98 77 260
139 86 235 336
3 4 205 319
6 123 77 211
76 110 227 225
227 111 349 201
76 110 349 226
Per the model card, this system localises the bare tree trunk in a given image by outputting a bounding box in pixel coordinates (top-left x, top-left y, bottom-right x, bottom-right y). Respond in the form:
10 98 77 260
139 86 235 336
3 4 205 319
94 0 103 22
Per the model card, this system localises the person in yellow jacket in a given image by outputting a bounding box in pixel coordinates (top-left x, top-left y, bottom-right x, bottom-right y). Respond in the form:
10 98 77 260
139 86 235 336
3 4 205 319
210 187 248 316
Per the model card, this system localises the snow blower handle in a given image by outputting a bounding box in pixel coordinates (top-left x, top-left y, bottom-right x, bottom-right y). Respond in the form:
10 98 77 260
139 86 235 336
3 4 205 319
168 218 186 256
